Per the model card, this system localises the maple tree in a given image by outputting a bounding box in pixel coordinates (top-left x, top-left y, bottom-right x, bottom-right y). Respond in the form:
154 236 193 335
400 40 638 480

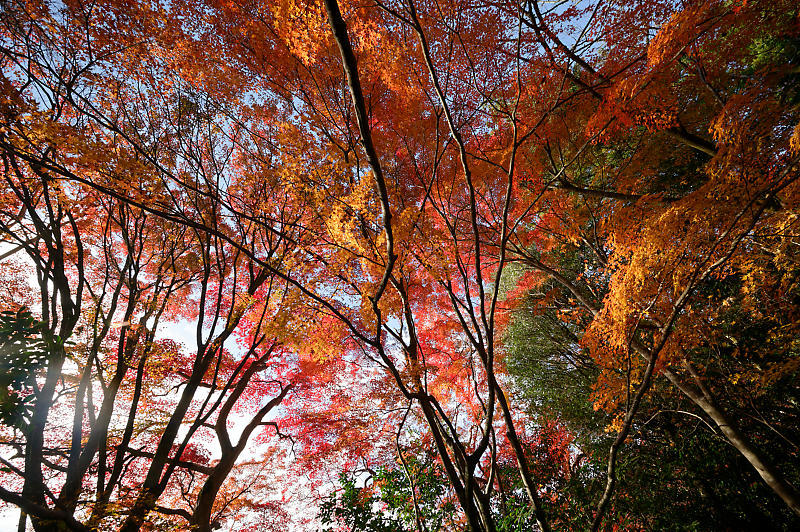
0 4 315 529
0 156 306 531
501 0 800 527
1 0 799 530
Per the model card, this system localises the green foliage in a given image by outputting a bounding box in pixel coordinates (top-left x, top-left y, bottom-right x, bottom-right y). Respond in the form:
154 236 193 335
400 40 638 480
504 272 800 529
504 279 605 444
493 502 539 532
319 453 456 532
319 473 406 532
0 308 50 428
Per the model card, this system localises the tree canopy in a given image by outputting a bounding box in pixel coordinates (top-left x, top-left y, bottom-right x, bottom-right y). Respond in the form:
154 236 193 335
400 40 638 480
0 0 799 530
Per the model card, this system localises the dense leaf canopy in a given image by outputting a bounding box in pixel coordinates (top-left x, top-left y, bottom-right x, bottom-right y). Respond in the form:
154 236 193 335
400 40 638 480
0 0 799 530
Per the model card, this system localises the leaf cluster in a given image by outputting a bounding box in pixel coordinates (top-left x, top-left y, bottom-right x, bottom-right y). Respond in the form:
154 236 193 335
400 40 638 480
0 308 51 428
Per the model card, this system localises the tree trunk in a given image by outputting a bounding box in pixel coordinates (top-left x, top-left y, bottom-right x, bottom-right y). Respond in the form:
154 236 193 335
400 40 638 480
192 455 236 532
662 367 800 516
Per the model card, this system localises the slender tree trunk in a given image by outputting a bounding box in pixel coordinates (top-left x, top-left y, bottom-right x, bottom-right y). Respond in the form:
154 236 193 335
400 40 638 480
474 488 496 532
117 375 205 532
192 455 236 532
662 367 800 516
191 382 291 531
417 399 486 531
25 348 66 532
493 384 552 532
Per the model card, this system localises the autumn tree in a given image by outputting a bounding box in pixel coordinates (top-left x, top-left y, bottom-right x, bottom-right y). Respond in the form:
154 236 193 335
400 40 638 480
0 3 315 529
501 0 800 526
2 0 800 530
